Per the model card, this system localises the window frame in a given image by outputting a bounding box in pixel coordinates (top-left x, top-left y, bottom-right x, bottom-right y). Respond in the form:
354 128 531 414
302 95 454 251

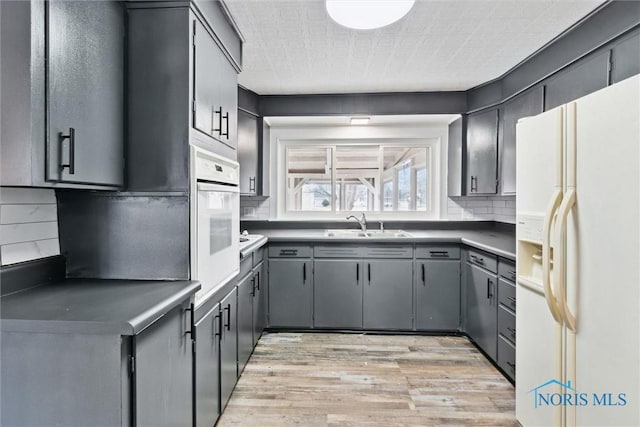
277 138 440 220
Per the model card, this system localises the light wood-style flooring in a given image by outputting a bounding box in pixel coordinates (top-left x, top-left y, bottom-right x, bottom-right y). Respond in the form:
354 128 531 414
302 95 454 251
217 332 517 427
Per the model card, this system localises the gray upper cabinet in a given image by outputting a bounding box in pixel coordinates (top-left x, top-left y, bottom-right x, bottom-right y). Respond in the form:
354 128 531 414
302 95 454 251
447 116 465 197
499 86 544 195
193 20 238 150
465 262 498 360
0 0 124 189
135 305 193 427
194 304 221 427
610 31 640 84
238 109 260 195
314 259 363 329
466 108 498 195
416 259 461 331
268 259 313 328
126 4 242 191
544 50 610 110
363 260 413 330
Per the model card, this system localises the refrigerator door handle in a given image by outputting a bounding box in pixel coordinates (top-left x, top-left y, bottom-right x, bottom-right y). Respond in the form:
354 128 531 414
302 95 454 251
542 188 564 323
554 188 577 333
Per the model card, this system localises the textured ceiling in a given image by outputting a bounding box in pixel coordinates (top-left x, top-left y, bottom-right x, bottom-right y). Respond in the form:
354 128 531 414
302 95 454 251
225 0 604 95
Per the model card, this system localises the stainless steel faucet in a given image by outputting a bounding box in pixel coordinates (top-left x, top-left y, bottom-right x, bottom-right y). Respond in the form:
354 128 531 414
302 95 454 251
346 212 367 233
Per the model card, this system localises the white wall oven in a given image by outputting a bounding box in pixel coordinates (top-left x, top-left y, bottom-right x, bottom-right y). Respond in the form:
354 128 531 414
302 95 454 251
190 146 240 306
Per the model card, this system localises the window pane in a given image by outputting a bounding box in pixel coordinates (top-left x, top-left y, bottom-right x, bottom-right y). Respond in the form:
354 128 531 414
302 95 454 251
416 168 428 211
335 146 379 211
382 147 428 212
383 180 393 211
286 147 333 211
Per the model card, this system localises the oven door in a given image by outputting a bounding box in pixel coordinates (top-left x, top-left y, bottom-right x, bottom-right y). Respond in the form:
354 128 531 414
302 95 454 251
195 181 240 305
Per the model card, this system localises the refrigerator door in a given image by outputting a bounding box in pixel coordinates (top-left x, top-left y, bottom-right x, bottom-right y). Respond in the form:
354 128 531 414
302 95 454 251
515 106 566 427
566 75 639 426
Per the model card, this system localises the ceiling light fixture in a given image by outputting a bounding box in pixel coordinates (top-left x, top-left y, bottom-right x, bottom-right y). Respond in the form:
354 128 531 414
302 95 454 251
326 0 415 30
350 117 370 125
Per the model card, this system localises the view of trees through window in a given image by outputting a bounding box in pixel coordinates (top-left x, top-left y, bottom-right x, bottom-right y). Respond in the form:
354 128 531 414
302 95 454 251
285 144 430 214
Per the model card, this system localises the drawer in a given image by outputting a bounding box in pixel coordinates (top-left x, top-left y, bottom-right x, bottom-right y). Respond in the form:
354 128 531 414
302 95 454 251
253 246 265 266
362 245 413 259
497 335 516 381
498 278 516 313
268 245 312 258
466 248 497 273
415 246 460 259
498 259 516 282
498 305 516 345
239 255 253 279
314 245 363 258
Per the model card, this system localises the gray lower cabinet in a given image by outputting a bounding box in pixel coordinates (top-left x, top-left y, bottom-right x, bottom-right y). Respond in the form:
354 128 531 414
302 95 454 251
466 108 499 195
1 299 193 427
252 262 266 344
314 259 363 329
194 304 221 427
465 262 498 360
1 0 124 189
237 273 254 373
363 260 413 330
416 260 461 330
268 259 313 328
219 289 238 410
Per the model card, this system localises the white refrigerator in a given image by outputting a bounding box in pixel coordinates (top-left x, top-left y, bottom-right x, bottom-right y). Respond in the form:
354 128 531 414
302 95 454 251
515 74 639 427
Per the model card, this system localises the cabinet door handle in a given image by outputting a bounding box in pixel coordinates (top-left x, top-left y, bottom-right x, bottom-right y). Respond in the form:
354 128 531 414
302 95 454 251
224 303 231 331
251 276 256 296
303 263 306 283
213 107 223 135
256 271 260 291
421 264 425 284
470 175 477 192
356 263 359 282
59 128 75 175
249 177 256 192
487 279 494 299
368 264 371 283
215 312 222 338
506 361 515 369
222 112 229 139
184 303 196 342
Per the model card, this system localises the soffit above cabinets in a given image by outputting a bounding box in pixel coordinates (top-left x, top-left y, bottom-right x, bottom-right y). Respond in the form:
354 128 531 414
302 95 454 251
225 0 605 95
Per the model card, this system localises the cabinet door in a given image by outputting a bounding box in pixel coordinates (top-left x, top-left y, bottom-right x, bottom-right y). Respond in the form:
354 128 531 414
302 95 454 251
466 108 498 195
218 58 238 150
447 116 465 197
47 0 124 186
416 260 461 330
500 86 543 195
193 18 219 138
268 259 312 328
237 274 253 373
252 263 266 345
544 50 609 110
363 260 413 330
135 304 192 427
465 263 498 360
238 109 259 195
611 32 640 84
219 289 237 410
195 305 221 427
314 259 363 329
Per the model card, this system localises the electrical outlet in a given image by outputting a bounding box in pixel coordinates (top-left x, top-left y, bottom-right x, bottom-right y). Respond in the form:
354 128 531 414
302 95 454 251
243 207 256 217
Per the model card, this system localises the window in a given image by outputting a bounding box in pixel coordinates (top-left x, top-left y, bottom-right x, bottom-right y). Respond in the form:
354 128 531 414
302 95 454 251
280 140 437 218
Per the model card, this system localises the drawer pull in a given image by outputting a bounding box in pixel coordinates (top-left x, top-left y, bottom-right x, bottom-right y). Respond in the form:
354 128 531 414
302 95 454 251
509 271 516 281
507 327 516 339
429 251 450 257
280 249 298 256
470 254 485 265
506 361 516 369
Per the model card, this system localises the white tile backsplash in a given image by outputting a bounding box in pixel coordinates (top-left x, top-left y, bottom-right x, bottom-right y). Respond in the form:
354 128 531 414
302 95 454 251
240 196 271 221
0 188 60 266
446 195 516 223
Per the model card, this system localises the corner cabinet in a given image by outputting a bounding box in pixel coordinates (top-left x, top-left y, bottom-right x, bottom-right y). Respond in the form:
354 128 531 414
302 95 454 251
237 109 261 195
466 108 499 195
0 0 124 189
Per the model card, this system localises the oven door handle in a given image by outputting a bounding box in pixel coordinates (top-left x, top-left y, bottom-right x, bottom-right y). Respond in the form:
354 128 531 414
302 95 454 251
197 182 240 193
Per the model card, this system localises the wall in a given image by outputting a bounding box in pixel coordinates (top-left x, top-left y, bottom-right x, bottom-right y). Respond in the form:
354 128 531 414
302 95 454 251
0 187 60 266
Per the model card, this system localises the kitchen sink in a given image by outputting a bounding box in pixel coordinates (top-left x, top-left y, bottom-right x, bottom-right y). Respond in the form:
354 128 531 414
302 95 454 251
324 229 413 238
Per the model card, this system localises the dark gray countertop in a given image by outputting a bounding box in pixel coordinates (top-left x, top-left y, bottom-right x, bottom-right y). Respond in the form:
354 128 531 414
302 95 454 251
1 279 200 335
248 229 515 260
